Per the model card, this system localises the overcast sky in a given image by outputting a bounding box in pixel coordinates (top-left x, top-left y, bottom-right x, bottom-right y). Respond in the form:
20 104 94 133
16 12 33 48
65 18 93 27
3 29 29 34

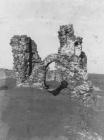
0 0 104 73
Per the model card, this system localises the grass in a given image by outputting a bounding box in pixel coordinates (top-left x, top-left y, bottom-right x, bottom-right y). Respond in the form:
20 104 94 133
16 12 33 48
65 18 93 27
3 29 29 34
88 73 104 90
1 87 95 139
0 73 104 139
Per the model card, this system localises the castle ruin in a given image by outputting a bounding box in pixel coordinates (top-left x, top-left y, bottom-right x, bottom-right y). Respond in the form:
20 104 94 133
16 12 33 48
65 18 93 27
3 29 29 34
10 24 95 107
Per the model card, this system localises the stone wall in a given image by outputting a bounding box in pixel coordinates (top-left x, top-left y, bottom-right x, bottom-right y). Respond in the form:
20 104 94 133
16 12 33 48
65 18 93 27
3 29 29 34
10 35 41 86
55 24 76 81
58 24 76 56
9 24 95 107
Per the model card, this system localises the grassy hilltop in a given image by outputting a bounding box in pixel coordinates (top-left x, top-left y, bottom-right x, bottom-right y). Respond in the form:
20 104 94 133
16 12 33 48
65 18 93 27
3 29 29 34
0 68 103 139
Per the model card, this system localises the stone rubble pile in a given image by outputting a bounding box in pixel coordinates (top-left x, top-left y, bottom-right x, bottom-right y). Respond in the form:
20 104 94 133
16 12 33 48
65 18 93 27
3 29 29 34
10 35 41 86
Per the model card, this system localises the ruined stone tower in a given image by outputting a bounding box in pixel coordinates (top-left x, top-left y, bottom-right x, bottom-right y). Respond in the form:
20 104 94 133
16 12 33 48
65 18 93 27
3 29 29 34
10 35 41 86
58 24 76 56
55 24 79 81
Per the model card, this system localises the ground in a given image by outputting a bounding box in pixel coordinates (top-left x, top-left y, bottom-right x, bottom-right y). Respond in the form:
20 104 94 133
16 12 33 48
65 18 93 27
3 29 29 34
0 75 104 139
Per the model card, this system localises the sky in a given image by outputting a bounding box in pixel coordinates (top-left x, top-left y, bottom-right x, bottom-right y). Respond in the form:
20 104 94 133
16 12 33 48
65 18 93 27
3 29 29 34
0 0 104 73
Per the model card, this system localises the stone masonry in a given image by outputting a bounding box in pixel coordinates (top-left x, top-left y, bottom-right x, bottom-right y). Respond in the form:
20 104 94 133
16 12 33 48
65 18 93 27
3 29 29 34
10 24 95 107
10 35 41 86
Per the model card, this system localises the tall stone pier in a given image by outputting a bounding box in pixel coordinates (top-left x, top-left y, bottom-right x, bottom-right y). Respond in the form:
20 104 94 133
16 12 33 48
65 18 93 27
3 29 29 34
10 35 41 86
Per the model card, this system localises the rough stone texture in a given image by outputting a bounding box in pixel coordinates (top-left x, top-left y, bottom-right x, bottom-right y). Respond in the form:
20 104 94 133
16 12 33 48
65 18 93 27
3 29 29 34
10 35 41 86
10 24 95 107
43 24 94 106
43 54 94 106
28 62 45 88
55 24 82 82
58 24 78 56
